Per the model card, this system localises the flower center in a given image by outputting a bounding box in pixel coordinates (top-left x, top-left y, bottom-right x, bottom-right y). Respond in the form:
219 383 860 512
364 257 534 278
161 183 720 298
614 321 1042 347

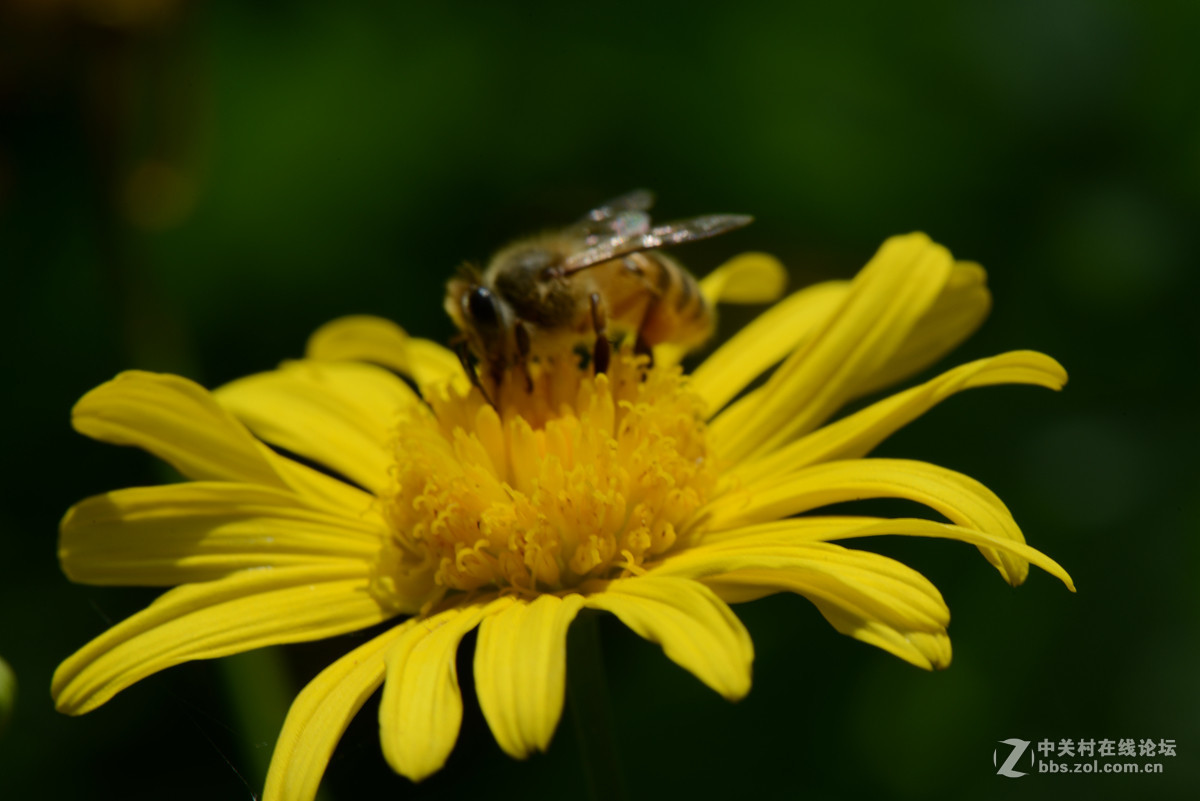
369 349 716 609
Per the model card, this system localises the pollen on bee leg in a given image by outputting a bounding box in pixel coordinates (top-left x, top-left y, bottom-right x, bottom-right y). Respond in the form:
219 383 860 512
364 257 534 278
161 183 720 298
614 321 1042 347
371 346 718 604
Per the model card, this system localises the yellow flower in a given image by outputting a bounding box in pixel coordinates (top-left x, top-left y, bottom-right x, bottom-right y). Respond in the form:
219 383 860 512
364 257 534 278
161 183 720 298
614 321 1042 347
53 232 1073 800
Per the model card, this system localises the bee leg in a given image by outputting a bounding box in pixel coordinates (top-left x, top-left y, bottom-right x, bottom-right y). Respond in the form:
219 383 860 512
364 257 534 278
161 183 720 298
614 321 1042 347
634 297 657 368
634 331 655 368
590 292 611 376
514 322 534 393
453 338 496 408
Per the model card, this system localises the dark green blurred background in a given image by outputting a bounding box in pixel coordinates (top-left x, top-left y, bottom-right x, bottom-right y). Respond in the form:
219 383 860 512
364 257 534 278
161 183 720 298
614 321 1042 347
2 1 1197 798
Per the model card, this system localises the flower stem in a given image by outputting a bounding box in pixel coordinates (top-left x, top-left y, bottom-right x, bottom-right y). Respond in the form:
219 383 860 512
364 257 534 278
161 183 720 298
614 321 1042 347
567 611 628 801
218 647 301 793
0 656 15 734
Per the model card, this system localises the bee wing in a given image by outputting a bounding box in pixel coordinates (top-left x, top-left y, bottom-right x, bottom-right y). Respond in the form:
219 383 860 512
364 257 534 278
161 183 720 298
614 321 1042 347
648 214 755 246
580 189 656 223
560 213 754 274
566 189 657 245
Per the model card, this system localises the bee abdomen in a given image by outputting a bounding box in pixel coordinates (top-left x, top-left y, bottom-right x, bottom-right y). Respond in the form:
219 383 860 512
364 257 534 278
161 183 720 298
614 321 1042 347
639 252 713 347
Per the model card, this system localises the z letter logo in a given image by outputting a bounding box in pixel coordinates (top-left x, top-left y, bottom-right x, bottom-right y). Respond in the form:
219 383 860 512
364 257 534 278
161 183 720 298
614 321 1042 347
995 738 1032 778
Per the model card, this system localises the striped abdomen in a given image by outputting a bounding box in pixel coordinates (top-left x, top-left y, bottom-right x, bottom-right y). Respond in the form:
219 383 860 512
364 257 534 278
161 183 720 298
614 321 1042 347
616 252 714 351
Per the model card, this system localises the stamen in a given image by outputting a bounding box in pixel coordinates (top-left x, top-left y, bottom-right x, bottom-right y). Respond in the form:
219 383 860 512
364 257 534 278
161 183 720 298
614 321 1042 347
371 347 716 604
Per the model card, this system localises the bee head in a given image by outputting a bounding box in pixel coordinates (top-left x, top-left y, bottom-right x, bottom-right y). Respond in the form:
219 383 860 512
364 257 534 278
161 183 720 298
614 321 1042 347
463 285 503 333
445 273 516 372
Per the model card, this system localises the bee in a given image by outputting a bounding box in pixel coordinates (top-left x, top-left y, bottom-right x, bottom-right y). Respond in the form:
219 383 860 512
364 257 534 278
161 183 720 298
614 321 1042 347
446 189 752 393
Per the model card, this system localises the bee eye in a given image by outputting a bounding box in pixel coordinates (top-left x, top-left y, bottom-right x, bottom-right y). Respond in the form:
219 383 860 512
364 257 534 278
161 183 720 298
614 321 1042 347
465 286 501 329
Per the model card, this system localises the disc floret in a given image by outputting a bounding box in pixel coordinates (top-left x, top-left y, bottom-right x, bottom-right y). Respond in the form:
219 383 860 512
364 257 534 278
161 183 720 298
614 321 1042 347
371 350 716 609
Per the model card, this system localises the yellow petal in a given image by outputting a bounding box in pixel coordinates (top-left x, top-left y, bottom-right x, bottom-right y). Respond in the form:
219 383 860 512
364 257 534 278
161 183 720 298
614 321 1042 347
851 261 991 398
701 458 1032 585
306 315 467 393
697 260 985 426
698 252 788 305
711 233 954 463
689 281 849 415
695 515 882 545
840 517 1072 591
679 538 955 669
53 565 388 715
60 482 384 586
582 576 752 700
649 540 949 632
379 597 513 781
73 371 291 488
683 516 1072 591
705 567 953 669
215 360 418 494
474 594 586 759
263 621 416 801
73 371 372 515
734 351 1068 484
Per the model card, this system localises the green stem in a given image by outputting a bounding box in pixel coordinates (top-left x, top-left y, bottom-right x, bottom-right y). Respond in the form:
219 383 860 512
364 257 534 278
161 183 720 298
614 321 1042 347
567 612 628 801
217 647 332 799
0 655 15 735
